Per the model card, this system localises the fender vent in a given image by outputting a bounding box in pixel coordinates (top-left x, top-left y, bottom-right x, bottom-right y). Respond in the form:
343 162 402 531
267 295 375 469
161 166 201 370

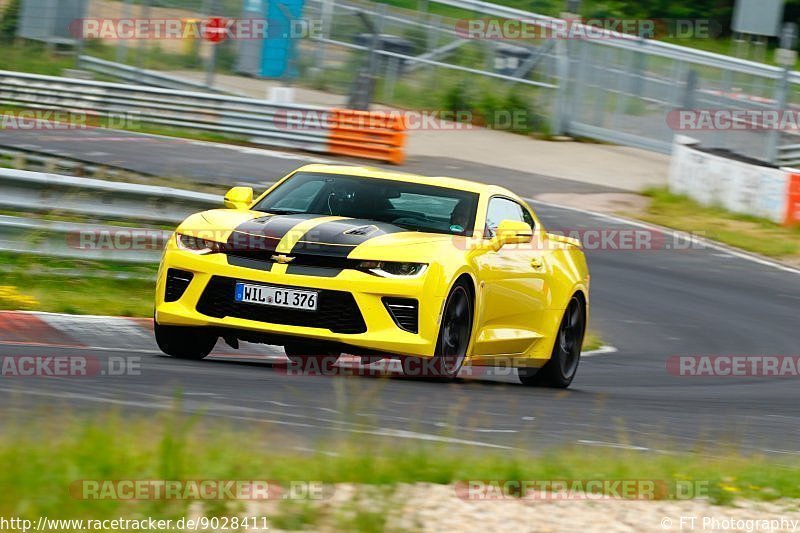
382 298 418 333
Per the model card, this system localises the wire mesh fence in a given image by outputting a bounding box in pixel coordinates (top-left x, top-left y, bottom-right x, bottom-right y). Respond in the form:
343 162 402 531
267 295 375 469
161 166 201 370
6 0 800 165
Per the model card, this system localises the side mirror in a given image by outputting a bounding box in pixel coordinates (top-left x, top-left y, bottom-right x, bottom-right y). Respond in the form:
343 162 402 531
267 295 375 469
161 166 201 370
223 186 253 210
491 219 533 251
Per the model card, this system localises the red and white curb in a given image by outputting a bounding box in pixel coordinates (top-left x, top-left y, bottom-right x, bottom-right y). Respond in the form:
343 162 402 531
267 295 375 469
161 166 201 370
0 311 284 359
0 311 618 366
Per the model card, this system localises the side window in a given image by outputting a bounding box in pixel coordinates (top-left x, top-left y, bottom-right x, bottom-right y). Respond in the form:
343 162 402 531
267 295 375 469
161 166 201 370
485 197 534 237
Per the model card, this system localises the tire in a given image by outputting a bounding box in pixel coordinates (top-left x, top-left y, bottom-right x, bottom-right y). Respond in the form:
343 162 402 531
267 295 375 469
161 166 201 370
519 295 585 388
285 342 341 373
154 320 217 360
403 281 473 380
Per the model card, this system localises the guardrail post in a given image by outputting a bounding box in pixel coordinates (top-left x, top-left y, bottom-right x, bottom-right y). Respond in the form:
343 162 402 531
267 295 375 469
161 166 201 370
767 67 790 165
12 154 25 170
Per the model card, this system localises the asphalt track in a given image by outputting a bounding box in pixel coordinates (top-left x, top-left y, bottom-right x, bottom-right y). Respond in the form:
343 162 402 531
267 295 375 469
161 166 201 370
1 130 799 455
0 128 613 194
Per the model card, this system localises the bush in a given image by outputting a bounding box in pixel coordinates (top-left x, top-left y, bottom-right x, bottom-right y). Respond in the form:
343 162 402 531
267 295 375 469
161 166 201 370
0 0 21 41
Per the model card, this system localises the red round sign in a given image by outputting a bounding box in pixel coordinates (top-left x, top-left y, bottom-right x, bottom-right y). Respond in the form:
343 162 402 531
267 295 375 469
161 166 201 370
203 17 229 43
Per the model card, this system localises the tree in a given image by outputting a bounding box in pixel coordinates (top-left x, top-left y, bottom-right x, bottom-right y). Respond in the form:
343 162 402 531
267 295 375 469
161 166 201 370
0 0 21 41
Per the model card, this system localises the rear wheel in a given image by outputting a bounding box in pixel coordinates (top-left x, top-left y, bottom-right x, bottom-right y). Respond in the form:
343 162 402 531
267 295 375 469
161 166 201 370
285 342 341 373
154 321 217 360
403 281 473 380
519 295 585 388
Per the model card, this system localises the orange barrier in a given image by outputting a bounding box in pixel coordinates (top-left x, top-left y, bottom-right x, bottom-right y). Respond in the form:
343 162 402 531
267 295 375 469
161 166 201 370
786 173 800 226
327 109 407 165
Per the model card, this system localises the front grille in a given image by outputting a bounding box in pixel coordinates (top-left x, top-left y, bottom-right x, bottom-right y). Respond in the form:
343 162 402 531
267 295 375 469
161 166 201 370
196 276 367 334
383 297 419 333
165 269 193 302
226 251 355 270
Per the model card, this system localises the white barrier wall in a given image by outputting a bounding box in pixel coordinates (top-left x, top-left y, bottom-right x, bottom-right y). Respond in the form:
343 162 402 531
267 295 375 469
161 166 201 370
669 136 791 224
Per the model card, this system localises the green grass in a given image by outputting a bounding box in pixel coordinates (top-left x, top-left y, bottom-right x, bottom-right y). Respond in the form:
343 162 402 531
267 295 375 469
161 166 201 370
1 407 799 524
107 119 249 145
582 332 603 352
0 253 156 316
637 188 800 261
0 254 606 358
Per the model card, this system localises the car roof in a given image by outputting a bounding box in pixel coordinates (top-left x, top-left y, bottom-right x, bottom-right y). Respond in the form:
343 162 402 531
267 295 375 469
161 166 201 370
294 164 510 196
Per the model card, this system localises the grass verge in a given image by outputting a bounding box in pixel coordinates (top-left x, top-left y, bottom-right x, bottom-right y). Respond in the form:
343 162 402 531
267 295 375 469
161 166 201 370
0 253 606 355
582 332 603 352
0 253 156 316
636 188 800 263
1 407 799 523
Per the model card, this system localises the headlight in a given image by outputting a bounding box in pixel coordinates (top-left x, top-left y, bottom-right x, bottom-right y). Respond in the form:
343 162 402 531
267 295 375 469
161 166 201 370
357 261 428 278
176 233 224 254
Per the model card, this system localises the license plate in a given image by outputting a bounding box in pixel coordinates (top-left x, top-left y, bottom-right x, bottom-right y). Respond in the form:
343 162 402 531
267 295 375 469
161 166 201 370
235 282 318 311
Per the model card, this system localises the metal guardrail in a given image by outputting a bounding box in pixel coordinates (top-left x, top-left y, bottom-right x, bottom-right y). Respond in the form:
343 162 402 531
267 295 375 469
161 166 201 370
0 70 333 154
78 56 229 94
778 144 800 167
0 168 219 225
0 214 171 263
0 146 150 180
0 169 225 263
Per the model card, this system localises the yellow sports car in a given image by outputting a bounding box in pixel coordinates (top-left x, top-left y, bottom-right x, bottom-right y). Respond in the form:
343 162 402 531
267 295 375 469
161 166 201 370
154 164 589 387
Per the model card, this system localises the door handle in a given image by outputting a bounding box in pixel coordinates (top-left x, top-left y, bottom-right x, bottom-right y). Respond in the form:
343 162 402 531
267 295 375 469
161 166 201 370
530 257 544 269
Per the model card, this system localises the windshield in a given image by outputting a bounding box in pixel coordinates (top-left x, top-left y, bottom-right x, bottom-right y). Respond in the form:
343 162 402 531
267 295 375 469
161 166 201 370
253 172 480 236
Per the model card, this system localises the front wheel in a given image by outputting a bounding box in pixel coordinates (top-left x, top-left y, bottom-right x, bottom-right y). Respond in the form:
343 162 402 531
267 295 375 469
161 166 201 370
519 296 585 388
403 281 473 380
154 321 217 360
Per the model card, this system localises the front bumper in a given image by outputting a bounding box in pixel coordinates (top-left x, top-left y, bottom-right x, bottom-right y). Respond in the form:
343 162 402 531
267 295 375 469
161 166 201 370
155 246 446 358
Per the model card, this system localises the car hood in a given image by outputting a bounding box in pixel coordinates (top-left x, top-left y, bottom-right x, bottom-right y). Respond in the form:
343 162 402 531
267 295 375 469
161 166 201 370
186 210 458 259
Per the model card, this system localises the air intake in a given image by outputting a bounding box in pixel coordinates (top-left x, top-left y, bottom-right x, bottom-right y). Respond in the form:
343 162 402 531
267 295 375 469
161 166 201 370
165 269 193 302
382 298 419 333
343 225 379 236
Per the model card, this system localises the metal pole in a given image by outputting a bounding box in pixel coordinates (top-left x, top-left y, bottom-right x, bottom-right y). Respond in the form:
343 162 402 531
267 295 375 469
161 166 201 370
74 0 87 67
551 39 569 135
116 0 133 64
205 0 220 88
426 14 441 87
568 39 590 135
314 0 335 74
383 57 398 102
768 67 790 165
136 0 151 71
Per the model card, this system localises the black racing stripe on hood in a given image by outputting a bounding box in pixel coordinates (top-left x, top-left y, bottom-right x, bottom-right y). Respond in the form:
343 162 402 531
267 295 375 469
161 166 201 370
290 218 406 258
226 213 319 253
